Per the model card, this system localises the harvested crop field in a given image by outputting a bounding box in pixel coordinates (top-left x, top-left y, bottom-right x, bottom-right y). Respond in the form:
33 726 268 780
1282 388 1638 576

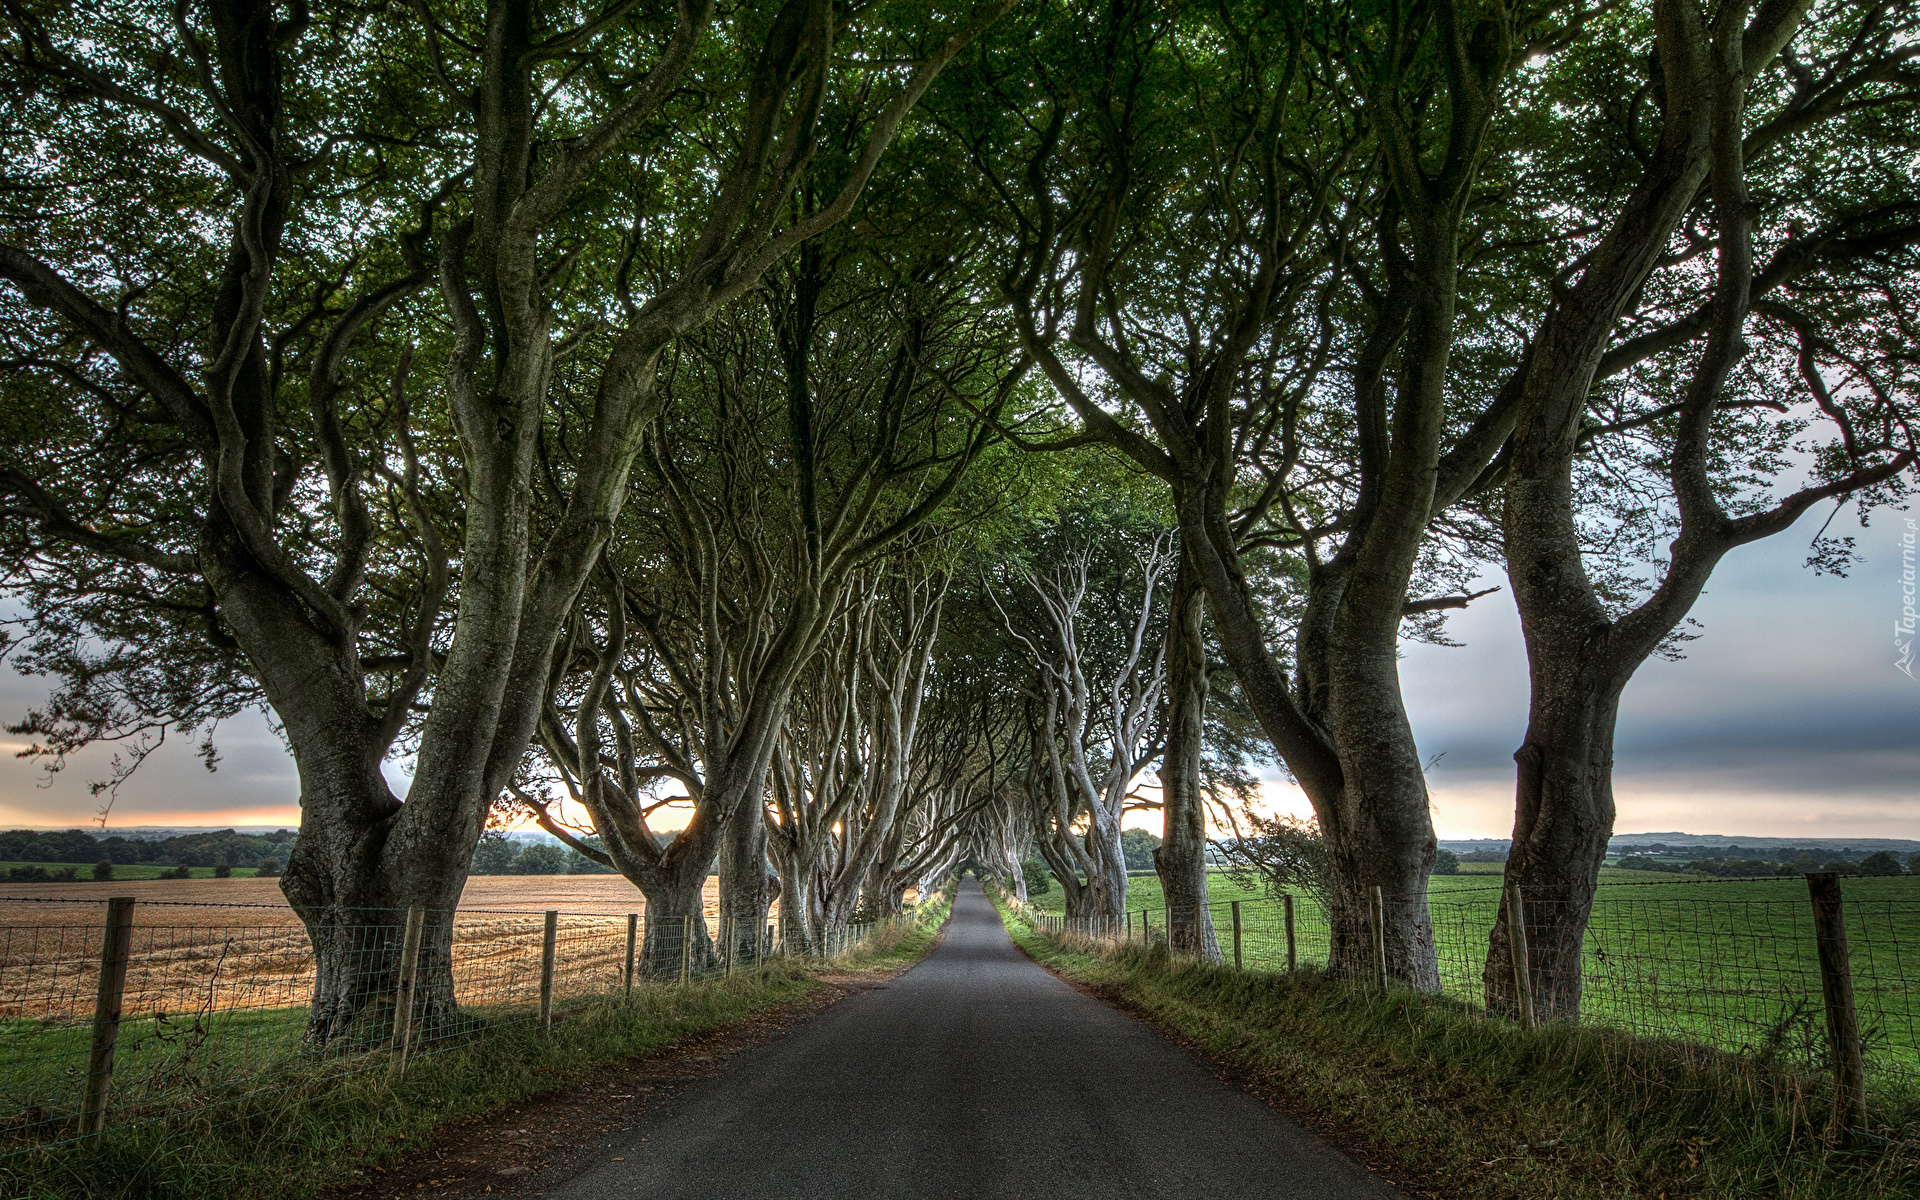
0 875 746 1023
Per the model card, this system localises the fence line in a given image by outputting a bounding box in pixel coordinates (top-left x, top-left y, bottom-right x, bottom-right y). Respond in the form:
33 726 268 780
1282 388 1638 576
0 898 911 1157
1014 873 1920 1112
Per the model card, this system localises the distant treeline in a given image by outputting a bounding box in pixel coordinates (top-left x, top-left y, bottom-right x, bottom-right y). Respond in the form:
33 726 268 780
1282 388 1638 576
1616 851 1916 878
1613 843 1891 860
467 831 619 876
1450 843 1920 877
0 828 296 869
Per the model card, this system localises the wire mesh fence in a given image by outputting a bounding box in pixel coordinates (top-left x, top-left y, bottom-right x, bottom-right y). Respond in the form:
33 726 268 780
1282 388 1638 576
0 895 899 1156
1019 873 1920 1109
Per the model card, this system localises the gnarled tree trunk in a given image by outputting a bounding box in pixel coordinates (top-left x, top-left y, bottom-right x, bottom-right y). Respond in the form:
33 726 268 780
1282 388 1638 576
769 835 825 955
1482 672 1624 1019
634 854 718 977
718 800 776 965
1154 545 1219 961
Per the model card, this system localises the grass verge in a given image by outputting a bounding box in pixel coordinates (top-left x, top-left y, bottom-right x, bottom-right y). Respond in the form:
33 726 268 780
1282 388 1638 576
2 903 950 1200
1019 873 1920 1079
994 893 1918 1200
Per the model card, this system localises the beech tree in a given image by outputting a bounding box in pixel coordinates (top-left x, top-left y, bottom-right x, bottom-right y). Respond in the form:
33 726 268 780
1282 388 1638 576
0 0 1010 1032
764 566 947 948
946 0 1557 984
870 648 1015 912
765 605 879 953
518 242 1012 970
1482 0 1920 1018
1153 547 1221 959
907 540 1050 902
989 497 1174 924
10 0 1913 1036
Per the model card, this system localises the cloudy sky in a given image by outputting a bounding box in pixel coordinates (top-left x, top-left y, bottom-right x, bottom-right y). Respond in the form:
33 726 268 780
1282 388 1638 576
1385 502 1920 840
2 505 1915 841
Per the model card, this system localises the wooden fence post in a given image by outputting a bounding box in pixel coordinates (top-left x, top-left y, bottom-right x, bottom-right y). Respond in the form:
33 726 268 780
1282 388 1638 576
390 906 425 1069
1126 910 1133 941
80 896 135 1138
760 922 770 968
1371 885 1388 990
724 917 735 979
539 910 558 1028
1230 901 1244 970
624 913 638 996
679 915 692 985
1282 894 1296 972
1505 883 1535 1030
1142 909 1151 942
1806 872 1867 1138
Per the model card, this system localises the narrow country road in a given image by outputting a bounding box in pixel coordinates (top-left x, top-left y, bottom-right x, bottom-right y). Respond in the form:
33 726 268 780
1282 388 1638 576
541 878 1399 1199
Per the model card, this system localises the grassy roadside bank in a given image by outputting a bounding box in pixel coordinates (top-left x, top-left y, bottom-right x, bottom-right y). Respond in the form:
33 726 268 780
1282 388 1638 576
3 896 952 1200
993 892 1916 1200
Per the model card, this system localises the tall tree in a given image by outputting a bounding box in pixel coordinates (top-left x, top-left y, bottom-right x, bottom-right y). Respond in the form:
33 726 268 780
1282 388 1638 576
992 498 1173 924
520 245 1011 969
1485 0 1920 1017
950 0 1539 984
0 0 1011 1033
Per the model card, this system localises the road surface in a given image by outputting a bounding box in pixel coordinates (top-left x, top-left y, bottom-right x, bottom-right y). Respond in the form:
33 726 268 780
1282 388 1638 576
542 877 1399 1199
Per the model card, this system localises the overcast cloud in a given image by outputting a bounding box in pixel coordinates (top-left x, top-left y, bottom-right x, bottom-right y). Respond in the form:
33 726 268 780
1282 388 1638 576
1390 503 1920 838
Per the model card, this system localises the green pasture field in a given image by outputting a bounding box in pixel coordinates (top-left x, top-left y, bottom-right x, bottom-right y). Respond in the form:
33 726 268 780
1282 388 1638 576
1021 862 1719 916
1003 900 1918 1199
0 861 262 880
1020 868 1920 1089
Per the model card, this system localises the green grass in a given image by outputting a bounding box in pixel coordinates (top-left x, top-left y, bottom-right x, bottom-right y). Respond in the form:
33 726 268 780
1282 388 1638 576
997 892 1920 1199
3 1006 315 1143
0 903 951 1200
1019 865 1720 917
1452 859 1718 882
1022 869 1920 1084
0 862 262 880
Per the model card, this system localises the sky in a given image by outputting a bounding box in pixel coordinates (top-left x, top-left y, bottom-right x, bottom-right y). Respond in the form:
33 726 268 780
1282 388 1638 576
2 505 1915 842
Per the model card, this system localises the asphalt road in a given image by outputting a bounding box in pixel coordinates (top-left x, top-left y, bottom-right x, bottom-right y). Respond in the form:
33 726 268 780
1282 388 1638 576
542 877 1399 1199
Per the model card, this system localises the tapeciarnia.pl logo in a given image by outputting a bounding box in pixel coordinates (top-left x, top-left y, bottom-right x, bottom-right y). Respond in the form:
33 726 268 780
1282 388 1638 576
1899 517 1917 679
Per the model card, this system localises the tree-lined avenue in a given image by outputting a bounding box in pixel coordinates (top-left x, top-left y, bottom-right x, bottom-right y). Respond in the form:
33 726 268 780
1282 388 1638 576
539 879 1398 1199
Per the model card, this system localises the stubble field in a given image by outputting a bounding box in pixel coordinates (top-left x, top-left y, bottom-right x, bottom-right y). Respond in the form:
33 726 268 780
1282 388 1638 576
0 874 737 1024
0 874 814 1152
